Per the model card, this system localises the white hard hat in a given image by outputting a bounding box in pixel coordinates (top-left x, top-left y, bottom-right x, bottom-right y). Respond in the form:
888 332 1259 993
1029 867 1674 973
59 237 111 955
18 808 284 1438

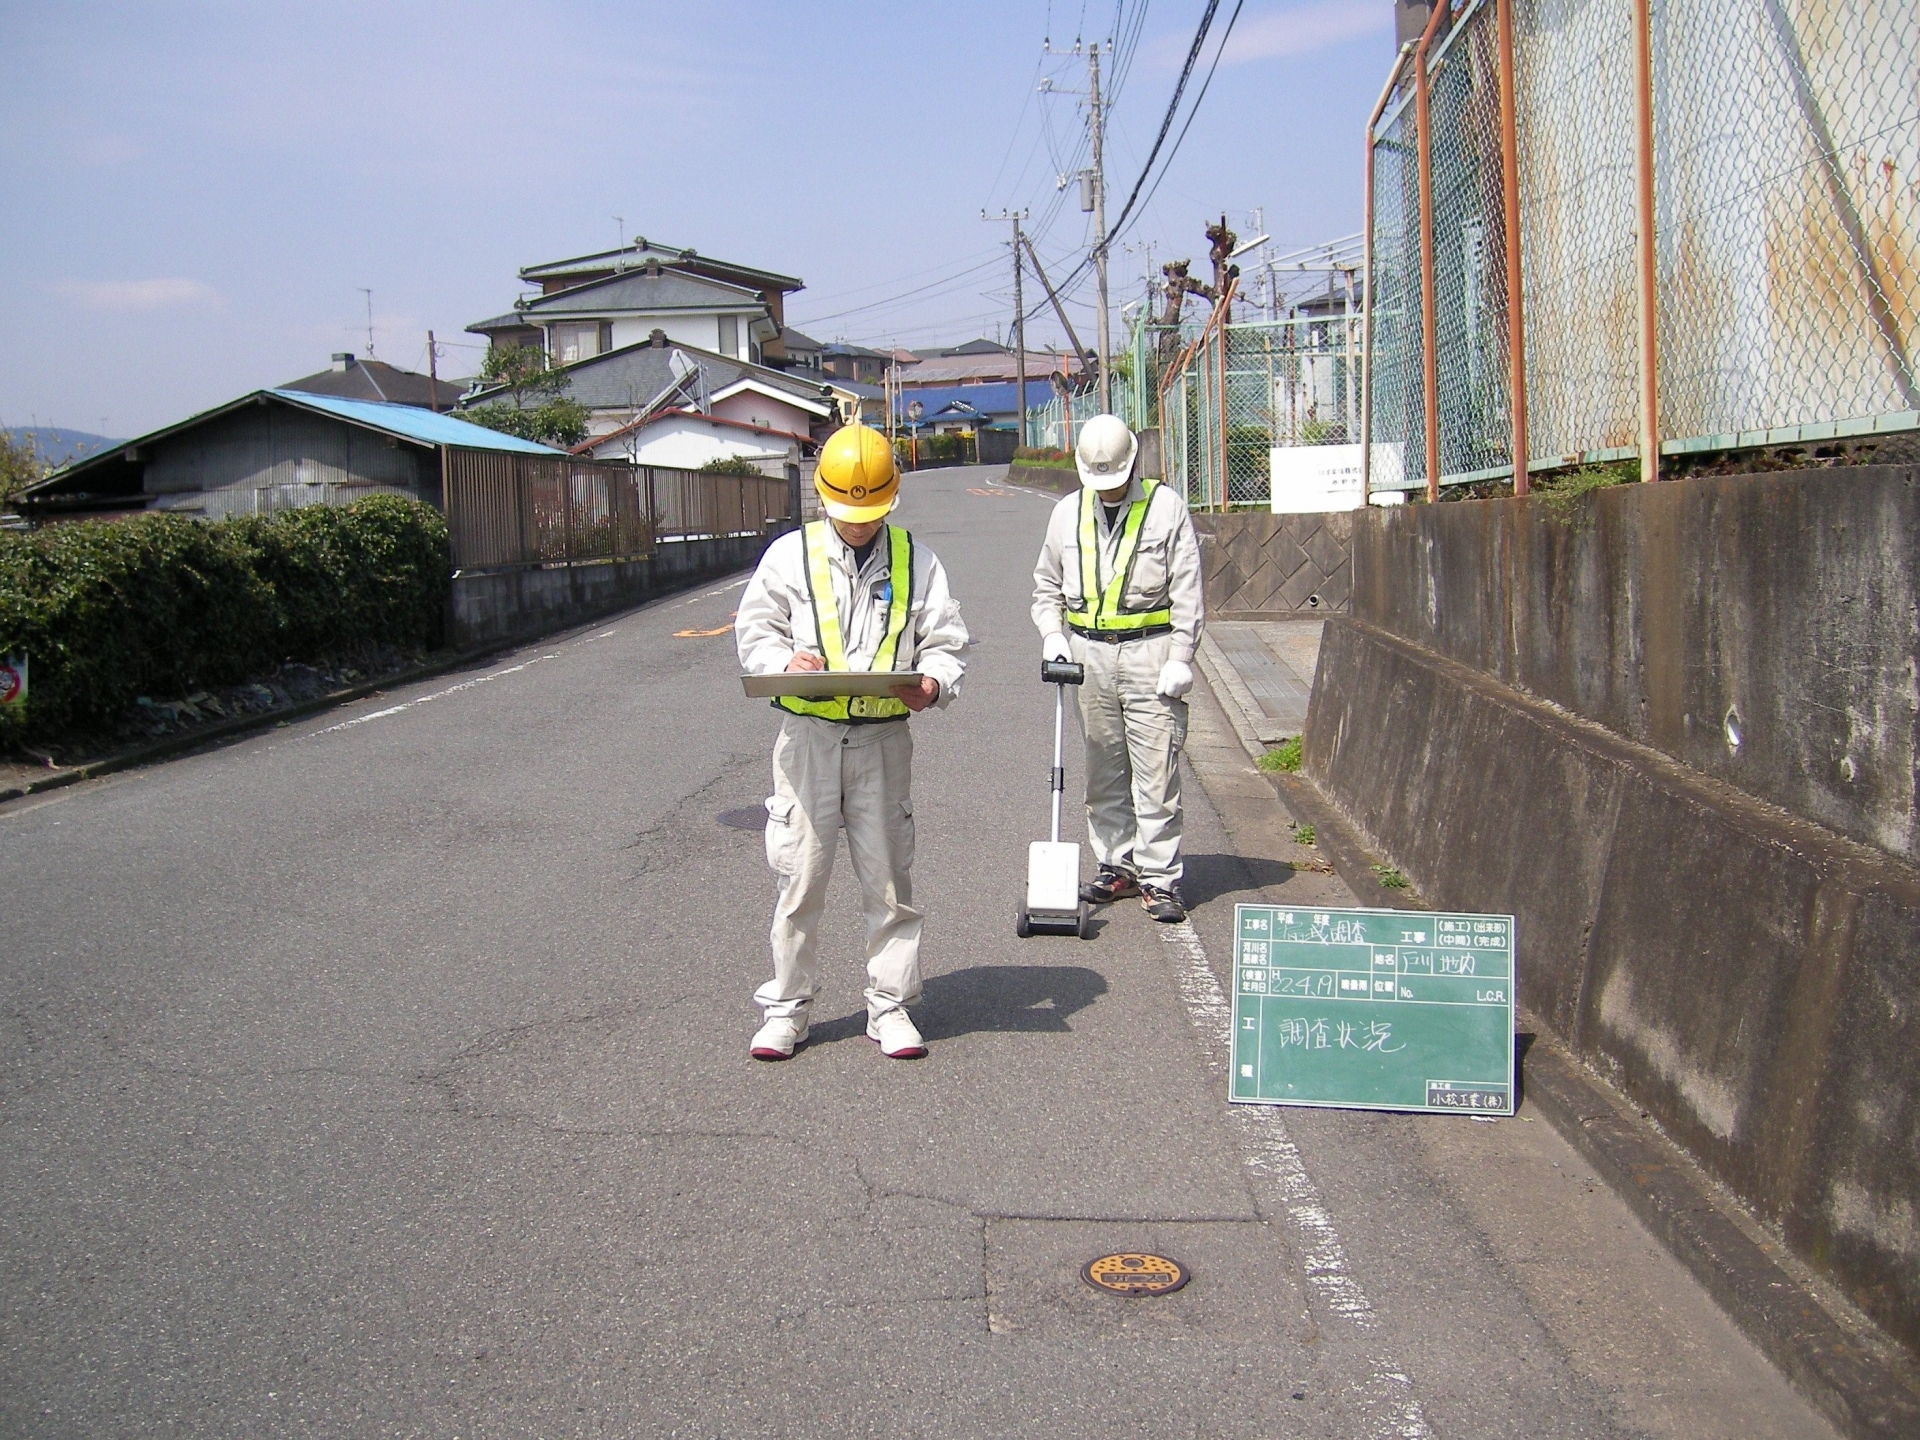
1074 413 1138 489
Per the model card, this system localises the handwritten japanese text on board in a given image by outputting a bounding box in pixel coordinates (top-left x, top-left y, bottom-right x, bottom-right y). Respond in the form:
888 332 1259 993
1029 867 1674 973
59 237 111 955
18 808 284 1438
1230 904 1515 1115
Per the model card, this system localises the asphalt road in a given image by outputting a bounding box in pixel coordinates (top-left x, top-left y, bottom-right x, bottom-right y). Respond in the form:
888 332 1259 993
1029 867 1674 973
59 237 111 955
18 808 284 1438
2 464 1838 1437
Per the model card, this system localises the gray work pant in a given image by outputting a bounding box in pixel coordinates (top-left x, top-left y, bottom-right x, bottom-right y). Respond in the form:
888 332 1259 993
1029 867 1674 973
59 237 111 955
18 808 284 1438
756 714 921 1022
1071 629 1187 887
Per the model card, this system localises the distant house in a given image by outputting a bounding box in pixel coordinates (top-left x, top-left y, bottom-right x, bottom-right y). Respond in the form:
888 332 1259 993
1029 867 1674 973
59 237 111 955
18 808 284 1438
470 262 775 368
17 390 557 521
925 338 1010 358
777 327 825 376
281 353 467 412
895 347 1068 390
894 383 1025 433
821 343 893 384
466 331 836 474
468 237 807 367
825 378 885 429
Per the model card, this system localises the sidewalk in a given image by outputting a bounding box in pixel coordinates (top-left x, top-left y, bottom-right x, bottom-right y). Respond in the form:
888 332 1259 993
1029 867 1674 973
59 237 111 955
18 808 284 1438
1195 617 1322 754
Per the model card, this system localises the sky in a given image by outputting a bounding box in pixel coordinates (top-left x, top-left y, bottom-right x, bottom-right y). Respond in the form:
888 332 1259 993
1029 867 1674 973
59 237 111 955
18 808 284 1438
0 1 1398 438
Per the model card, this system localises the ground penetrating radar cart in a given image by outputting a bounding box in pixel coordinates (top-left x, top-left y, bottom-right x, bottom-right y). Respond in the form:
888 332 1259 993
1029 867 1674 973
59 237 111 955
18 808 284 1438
1017 658 1094 940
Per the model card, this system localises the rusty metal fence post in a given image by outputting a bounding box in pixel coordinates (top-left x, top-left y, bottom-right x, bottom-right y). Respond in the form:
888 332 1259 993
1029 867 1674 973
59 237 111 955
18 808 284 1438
1414 0 1451 503
1631 0 1660 483
1497 0 1529 495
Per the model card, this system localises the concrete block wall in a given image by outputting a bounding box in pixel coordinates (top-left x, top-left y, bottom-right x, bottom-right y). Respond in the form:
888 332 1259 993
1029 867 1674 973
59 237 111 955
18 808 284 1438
1301 467 1920 1357
449 531 781 650
1191 511 1354 618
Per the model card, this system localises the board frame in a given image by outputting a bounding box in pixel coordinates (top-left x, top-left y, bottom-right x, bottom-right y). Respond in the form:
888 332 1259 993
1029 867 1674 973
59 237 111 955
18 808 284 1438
741 671 924 699
1228 902 1516 1116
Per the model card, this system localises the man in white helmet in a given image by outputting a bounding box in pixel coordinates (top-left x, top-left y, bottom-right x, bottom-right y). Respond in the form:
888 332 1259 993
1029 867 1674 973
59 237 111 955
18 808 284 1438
736 423 970 1061
1030 414 1205 922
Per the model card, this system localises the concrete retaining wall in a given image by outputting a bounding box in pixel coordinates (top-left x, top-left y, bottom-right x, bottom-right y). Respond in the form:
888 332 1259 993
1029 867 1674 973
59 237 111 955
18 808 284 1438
450 531 780 650
1302 467 1920 1357
1350 467 1918 863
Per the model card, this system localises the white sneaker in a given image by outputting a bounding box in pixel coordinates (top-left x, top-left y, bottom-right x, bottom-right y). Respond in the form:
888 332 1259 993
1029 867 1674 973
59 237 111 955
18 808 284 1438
867 1009 927 1059
750 1014 808 1061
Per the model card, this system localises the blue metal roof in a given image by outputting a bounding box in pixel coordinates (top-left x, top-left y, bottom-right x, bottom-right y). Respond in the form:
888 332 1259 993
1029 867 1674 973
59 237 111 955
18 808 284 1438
893 382 1028 419
267 389 563 454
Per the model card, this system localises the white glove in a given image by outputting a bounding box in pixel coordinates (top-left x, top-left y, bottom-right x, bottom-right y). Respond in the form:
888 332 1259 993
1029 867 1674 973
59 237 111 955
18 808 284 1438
1042 632 1073 663
1155 658 1194 699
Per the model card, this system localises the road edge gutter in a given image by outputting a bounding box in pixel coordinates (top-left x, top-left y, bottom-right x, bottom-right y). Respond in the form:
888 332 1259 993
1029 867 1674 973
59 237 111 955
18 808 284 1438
1520 1025 1920 1440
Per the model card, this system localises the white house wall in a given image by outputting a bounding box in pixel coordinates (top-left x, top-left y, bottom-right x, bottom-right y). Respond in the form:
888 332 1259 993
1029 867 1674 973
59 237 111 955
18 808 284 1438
588 415 794 472
710 389 813 436
604 315 750 359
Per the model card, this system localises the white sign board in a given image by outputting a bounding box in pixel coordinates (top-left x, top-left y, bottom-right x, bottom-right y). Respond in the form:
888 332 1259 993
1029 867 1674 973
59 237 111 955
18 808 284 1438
1269 442 1408 513
1270 444 1365 514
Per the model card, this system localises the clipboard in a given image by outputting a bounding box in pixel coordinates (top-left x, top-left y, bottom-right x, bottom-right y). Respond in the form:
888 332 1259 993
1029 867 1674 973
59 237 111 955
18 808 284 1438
742 671 924 699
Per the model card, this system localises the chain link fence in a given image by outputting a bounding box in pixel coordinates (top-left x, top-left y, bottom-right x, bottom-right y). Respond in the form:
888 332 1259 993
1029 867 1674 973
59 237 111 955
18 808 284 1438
1149 304 1364 508
1368 0 1919 493
1022 373 1138 450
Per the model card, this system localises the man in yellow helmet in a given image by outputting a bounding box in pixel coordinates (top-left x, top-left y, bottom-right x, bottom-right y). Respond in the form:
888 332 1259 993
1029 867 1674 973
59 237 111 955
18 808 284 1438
1031 414 1204 922
735 424 971 1061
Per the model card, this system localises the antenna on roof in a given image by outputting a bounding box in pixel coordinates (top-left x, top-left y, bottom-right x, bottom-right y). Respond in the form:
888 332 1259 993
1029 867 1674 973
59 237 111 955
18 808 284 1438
614 216 624 250
357 288 375 358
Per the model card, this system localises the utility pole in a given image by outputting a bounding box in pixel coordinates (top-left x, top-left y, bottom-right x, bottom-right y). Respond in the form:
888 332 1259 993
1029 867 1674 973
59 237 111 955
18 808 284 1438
426 330 440 413
1087 43 1111 414
1020 235 1094 387
984 208 1030 447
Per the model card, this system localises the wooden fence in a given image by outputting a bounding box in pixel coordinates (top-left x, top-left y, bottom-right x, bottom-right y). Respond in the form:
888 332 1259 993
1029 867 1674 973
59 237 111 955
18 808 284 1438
442 450 792 572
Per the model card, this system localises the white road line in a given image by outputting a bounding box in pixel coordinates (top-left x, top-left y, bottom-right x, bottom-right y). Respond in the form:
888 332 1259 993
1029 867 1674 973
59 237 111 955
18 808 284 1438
310 653 561 736
1159 920 1433 1439
678 578 749 606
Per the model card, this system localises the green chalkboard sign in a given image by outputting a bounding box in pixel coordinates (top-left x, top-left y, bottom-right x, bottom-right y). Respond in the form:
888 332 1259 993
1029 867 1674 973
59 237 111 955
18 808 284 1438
1230 904 1515 1115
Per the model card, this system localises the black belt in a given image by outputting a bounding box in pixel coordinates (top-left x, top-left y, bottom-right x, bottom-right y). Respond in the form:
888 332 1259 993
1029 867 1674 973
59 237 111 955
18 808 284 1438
1068 623 1174 644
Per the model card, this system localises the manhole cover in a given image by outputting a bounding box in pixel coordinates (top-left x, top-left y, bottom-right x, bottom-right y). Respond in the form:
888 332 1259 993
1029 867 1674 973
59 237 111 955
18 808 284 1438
1081 1252 1189 1297
717 807 768 831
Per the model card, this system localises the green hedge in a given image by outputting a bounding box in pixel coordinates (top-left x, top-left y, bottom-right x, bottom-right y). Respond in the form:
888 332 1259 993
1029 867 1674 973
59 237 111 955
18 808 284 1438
1013 446 1075 468
0 495 450 744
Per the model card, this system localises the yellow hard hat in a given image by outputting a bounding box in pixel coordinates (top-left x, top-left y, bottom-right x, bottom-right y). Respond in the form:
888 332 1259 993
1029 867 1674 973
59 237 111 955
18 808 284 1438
815 424 900 522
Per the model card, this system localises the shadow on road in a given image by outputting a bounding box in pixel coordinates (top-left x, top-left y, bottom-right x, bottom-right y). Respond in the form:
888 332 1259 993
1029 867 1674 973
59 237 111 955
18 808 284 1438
805 964 1110 1046
1180 850 1297 908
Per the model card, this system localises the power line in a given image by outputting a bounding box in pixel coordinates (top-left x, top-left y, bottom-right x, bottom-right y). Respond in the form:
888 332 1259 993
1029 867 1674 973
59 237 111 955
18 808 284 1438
1120 0 1247 235
1105 0 1240 254
1011 0 1239 326
797 247 1002 309
790 254 1007 327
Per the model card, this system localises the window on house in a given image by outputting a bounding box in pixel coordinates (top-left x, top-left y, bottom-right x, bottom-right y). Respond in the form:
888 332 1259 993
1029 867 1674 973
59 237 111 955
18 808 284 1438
598 321 614 353
718 314 738 358
552 323 598 365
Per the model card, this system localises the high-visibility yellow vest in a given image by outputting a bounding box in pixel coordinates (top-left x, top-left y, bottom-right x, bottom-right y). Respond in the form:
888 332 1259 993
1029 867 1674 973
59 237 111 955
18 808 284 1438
1065 479 1174 632
776 521 914 722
